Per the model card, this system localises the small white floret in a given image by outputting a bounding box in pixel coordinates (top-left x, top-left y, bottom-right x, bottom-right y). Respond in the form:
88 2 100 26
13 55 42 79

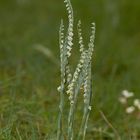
67 52 71 57
122 90 134 98
83 94 87 98
88 106 92 110
126 106 135 114
70 100 74 105
134 99 140 110
57 86 61 92
80 59 84 64
68 41 73 46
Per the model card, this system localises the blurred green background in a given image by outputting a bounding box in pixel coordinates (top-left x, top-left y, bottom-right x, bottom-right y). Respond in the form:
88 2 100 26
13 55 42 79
0 0 140 139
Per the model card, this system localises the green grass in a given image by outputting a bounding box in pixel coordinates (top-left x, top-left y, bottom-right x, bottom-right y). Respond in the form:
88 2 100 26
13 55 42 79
0 0 140 139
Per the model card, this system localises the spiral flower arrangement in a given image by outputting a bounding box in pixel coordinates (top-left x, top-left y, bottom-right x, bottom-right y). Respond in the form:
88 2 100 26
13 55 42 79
57 0 95 140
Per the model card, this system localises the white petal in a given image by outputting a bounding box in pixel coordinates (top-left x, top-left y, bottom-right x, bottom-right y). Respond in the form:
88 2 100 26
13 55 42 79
57 86 61 92
122 90 134 98
126 106 135 114
134 99 140 109
88 106 92 110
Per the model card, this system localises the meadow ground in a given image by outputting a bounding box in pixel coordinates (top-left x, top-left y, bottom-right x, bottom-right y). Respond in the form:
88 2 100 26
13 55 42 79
0 0 140 139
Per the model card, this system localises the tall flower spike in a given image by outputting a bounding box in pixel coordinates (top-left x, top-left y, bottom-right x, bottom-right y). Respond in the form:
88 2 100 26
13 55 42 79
87 23 96 62
81 23 95 104
66 65 72 84
64 0 73 90
77 20 84 53
57 19 65 92
83 64 91 104
57 20 65 140
78 62 92 140
89 23 95 49
64 0 74 58
66 51 86 104
57 1 96 140
59 19 64 67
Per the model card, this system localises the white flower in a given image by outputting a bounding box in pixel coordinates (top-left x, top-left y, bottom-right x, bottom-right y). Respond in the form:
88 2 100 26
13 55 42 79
57 86 61 92
134 99 140 110
70 100 74 105
61 39 64 43
68 15 72 19
67 45 72 51
67 51 71 57
83 93 87 98
66 90 70 95
126 106 135 114
78 64 82 68
60 45 63 49
69 32 73 36
77 68 80 72
122 90 134 98
119 97 127 104
68 41 73 46
88 106 92 110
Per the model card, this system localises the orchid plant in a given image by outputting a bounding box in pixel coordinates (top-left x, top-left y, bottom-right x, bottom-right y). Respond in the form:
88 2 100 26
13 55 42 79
57 0 96 140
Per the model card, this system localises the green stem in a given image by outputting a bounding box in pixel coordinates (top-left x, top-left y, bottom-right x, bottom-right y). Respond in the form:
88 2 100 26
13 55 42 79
78 64 92 140
68 74 84 140
67 89 78 140
57 85 64 140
